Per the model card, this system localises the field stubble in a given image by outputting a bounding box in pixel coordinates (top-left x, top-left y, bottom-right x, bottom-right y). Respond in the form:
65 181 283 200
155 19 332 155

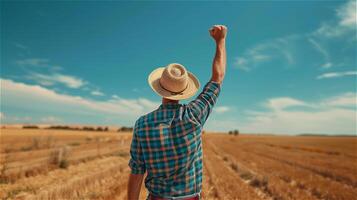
1 129 356 200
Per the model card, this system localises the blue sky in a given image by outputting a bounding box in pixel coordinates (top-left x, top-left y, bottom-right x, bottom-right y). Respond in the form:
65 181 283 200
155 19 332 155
1 1 356 135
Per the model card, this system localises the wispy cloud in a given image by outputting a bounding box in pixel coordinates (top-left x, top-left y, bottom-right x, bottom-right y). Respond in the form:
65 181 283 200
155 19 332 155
91 90 105 96
234 34 299 71
15 58 97 91
27 72 86 89
132 88 140 93
1 115 32 123
15 58 49 66
308 38 332 68
14 43 28 50
337 0 356 28
234 57 250 71
15 58 63 71
0 112 4 120
314 0 356 38
316 71 357 79
41 116 62 124
214 106 230 114
234 1 356 71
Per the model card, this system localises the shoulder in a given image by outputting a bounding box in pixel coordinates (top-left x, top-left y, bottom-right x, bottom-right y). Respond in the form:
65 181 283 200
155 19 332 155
134 109 158 129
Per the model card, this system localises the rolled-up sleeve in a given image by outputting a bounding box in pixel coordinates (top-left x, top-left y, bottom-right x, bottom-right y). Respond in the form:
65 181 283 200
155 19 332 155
128 121 146 174
188 81 221 125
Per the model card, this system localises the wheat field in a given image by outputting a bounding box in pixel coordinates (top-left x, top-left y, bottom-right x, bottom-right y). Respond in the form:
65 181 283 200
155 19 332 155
0 128 356 200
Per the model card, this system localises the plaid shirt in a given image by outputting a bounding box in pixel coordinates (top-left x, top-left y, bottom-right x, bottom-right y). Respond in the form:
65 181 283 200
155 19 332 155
129 81 221 197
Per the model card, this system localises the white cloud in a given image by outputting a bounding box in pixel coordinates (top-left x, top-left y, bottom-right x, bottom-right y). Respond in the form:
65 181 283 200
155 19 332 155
243 108 355 135
266 97 307 110
14 43 28 50
316 71 357 79
206 93 356 135
41 116 61 124
234 57 250 71
321 62 333 69
15 58 63 71
337 0 356 28
91 90 104 96
16 58 49 66
4 116 32 123
241 93 356 135
214 106 230 113
27 72 86 89
0 79 160 123
132 88 140 93
0 112 4 120
137 98 160 110
321 92 356 107
315 0 356 38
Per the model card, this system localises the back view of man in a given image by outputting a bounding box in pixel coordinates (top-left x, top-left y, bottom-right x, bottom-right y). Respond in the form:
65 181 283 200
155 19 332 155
128 25 227 200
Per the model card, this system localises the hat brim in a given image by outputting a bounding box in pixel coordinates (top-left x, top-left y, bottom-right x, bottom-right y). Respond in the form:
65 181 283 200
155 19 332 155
148 67 200 100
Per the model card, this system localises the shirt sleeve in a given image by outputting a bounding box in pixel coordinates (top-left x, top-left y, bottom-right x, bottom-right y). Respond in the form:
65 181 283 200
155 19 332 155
128 121 146 174
188 81 221 125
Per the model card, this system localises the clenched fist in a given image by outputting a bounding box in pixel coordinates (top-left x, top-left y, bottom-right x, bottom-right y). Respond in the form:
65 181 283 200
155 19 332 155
209 25 227 42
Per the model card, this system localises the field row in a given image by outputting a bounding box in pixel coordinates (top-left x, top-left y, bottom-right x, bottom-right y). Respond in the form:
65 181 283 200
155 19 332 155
203 134 357 200
0 156 148 200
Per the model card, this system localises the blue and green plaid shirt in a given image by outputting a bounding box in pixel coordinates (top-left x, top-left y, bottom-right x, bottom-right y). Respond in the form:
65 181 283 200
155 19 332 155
129 81 221 197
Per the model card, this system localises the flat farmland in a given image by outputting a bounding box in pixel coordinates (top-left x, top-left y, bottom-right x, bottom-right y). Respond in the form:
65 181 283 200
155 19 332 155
1 129 356 200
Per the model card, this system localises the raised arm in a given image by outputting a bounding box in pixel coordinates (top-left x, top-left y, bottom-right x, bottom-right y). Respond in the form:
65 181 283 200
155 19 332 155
209 25 227 84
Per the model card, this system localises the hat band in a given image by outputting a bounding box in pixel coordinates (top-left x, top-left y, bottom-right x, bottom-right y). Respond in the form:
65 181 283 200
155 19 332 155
159 81 188 95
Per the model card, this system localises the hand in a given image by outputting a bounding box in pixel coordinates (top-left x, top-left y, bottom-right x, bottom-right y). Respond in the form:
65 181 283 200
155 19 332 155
209 25 227 42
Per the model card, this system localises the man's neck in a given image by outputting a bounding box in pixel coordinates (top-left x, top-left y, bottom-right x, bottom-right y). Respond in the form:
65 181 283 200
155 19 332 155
162 98 179 104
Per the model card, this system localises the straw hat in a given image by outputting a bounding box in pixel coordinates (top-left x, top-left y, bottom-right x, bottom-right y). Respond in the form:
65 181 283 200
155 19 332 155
148 63 200 100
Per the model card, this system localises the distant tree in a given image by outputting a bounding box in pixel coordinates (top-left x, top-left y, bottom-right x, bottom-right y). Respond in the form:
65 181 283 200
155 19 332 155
23 125 39 129
233 129 239 136
83 126 95 131
96 127 103 132
47 125 71 130
118 126 134 132
104 127 109 132
228 131 233 135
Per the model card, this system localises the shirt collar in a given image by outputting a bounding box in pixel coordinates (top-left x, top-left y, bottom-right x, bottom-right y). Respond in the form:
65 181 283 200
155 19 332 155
160 102 181 109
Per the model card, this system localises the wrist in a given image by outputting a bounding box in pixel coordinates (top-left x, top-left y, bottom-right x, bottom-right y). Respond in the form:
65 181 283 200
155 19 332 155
216 39 226 46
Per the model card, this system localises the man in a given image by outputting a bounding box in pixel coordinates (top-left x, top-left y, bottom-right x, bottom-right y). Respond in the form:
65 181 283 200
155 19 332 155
128 25 227 200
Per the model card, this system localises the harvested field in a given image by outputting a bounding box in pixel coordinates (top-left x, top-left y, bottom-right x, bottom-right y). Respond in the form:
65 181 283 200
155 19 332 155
1 129 356 199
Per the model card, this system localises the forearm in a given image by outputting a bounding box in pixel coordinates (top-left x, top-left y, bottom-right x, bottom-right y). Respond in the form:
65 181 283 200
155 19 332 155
211 40 226 83
127 173 144 200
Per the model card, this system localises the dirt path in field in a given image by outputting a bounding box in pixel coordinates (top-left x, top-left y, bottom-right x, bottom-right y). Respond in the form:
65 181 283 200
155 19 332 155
203 140 265 200
206 139 316 200
206 135 357 200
